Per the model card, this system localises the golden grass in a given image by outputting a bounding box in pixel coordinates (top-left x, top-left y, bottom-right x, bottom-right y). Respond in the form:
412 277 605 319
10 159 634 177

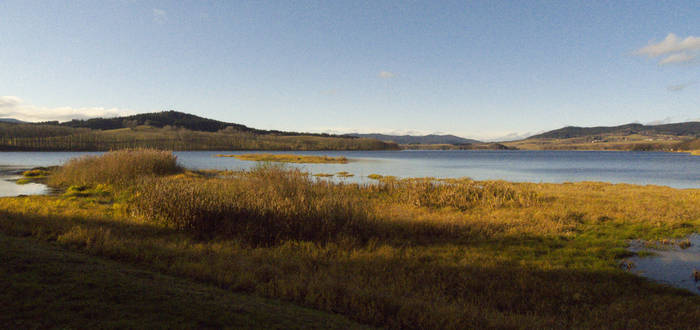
690 150 700 156
16 167 54 185
48 149 181 188
2 150 700 328
217 153 349 164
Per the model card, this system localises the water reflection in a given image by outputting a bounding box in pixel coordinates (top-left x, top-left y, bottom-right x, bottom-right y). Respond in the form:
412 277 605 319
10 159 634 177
0 176 49 197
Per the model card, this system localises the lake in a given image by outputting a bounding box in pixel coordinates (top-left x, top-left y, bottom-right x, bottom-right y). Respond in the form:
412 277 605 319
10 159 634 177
0 150 699 193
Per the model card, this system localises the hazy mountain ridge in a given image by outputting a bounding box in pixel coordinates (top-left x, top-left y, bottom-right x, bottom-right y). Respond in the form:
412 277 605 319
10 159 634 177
347 133 480 145
0 118 26 124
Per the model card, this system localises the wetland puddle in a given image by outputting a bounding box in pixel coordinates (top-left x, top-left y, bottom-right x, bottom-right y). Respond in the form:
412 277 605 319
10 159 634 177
626 235 700 294
0 166 49 198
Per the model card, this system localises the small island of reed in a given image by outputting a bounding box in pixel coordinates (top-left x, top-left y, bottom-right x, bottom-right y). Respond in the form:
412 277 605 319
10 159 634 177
216 153 349 164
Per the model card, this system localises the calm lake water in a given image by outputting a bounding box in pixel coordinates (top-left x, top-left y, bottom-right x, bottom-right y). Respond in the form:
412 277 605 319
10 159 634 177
0 150 699 189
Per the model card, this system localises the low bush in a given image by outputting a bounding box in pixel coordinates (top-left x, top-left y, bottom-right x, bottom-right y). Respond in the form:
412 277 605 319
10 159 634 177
49 149 182 188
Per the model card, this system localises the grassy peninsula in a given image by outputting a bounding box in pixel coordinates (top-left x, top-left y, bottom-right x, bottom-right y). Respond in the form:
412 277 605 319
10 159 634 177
2 150 700 328
217 153 349 164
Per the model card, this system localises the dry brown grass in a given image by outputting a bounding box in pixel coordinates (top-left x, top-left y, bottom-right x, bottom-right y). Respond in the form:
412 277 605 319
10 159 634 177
48 149 181 188
133 165 372 245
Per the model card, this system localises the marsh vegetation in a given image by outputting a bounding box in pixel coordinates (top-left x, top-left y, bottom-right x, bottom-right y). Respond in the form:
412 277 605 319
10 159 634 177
2 149 700 328
217 153 349 164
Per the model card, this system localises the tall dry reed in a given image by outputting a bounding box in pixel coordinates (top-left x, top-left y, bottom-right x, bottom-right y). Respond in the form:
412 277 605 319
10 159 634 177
133 165 373 245
48 149 181 188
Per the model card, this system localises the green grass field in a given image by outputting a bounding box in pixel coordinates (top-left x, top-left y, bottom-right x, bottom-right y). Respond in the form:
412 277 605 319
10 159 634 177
0 233 366 329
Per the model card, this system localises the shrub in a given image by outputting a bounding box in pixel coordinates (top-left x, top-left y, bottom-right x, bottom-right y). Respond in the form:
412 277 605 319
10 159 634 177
49 149 181 188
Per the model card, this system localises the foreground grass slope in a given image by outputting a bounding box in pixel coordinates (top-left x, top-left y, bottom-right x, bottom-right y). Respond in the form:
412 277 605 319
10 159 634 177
0 233 366 329
2 149 700 328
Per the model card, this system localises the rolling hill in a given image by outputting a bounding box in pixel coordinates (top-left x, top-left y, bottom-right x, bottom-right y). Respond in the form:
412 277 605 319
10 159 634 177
504 121 700 151
60 110 337 137
528 122 700 139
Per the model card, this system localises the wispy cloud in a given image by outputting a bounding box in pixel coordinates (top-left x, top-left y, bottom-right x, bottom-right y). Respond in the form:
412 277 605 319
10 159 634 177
378 71 395 79
0 96 135 122
152 8 167 24
659 52 696 65
645 117 674 125
667 81 697 92
634 33 700 65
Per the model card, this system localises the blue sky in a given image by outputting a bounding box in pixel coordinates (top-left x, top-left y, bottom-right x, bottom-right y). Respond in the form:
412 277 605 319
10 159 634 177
1 1 698 140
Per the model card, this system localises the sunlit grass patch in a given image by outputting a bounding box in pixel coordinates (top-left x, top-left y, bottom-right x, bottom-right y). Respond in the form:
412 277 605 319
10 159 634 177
217 153 349 164
335 171 354 177
63 184 112 199
22 168 52 178
16 167 55 184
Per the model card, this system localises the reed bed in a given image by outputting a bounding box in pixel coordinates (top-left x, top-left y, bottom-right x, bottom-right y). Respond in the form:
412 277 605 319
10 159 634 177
48 149 181 187
370 177 542 210
131 163 543 245
133 166 373 245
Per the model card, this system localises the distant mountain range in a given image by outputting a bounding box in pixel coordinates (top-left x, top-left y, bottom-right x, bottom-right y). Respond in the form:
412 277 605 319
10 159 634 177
0 118 25 124
4 111 700 151
528 122 700 139
346 133 480 145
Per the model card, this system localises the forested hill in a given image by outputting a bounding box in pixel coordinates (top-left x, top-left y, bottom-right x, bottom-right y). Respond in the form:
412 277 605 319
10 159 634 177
60 110 334 137
528 122 700 139
347 133 480 145
60 111 256 133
